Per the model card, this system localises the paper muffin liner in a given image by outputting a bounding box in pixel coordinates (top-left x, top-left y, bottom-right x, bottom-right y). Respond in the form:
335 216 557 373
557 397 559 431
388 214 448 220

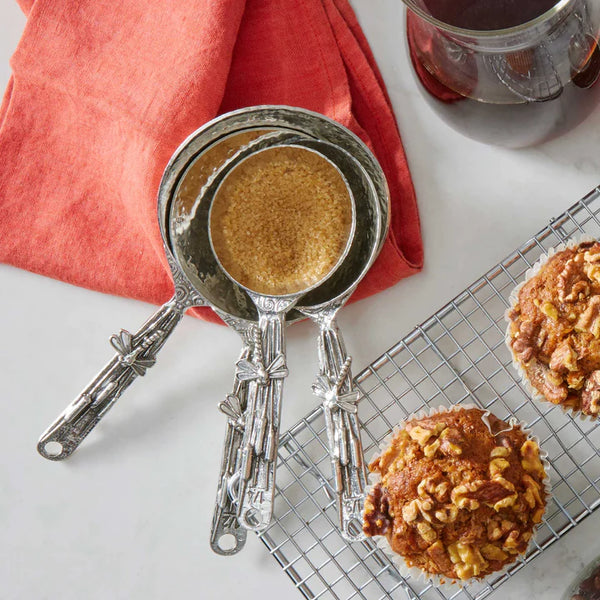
504 235 599 422
364 403 552 590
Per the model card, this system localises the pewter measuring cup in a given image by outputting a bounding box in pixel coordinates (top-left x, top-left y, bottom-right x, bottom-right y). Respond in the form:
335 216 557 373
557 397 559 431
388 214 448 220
187 143 356 531
168 130 346 546
36 131 301 461
36 251 216 461
167 128 324 554
294 139 388 541
189 107 389 549
209 136 385 548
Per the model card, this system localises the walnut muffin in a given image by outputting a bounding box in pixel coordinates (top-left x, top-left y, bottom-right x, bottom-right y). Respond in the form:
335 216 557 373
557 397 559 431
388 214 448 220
363 407 547 581
507 241 600 417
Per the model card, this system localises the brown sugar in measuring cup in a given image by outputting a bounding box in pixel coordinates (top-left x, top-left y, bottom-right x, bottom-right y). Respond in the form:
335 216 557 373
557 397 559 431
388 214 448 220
210 146 354 296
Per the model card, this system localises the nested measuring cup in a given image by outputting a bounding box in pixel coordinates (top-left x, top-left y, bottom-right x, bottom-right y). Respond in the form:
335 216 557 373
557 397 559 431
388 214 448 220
185 107 389 547
36 131 302 461
165 127 325 554
295 139 388 541
209 137 386 548
199 144 357 530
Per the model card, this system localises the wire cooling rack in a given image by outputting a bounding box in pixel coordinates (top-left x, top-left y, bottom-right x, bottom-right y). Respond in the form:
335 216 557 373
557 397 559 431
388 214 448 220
258 186 600 600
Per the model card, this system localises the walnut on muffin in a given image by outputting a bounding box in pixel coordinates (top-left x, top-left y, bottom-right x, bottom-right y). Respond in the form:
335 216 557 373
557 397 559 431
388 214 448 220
363 407 546 581
507 241 600 417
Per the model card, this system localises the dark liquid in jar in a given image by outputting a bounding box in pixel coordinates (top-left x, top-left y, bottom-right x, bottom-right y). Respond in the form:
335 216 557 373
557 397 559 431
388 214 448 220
423 0 559 31
407 3 600 147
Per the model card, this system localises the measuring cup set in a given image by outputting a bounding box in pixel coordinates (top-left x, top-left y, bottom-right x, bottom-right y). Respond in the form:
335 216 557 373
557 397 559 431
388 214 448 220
36 106 390 555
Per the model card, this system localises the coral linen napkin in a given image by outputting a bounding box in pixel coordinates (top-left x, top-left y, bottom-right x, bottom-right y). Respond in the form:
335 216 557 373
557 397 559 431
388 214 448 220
0 0 423 324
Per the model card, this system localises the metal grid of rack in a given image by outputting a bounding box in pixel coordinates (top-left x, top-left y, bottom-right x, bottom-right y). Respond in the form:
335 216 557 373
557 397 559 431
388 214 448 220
258 187 600 600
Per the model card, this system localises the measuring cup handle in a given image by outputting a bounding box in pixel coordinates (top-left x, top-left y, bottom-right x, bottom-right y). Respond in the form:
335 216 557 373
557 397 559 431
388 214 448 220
209 342 252 556
37 296 185 461
209 419 247 555
237 314 288 531
313 317 367 542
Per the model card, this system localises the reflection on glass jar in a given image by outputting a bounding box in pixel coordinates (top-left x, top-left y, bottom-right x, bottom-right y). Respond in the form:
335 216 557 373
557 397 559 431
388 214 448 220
403 0 600 147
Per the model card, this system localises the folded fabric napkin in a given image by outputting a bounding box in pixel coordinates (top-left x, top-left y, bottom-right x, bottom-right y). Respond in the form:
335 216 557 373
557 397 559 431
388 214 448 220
0 0 423 324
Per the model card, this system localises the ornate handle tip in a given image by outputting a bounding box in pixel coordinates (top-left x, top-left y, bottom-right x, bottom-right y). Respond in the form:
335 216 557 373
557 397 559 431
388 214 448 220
37 437 72 461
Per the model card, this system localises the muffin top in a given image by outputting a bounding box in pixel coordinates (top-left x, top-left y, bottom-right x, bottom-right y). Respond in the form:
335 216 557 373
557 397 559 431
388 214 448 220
507 241 600 417
363 407 546 581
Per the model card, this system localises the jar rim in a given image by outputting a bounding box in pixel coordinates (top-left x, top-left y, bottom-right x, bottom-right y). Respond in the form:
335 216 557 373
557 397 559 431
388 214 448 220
401 0 573 38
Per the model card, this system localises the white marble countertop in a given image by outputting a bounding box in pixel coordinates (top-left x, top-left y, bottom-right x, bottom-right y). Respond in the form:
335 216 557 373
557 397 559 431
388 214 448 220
2 2 600 599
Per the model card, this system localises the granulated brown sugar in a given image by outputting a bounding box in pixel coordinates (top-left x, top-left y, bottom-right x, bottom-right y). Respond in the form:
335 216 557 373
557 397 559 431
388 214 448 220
210 146 353 296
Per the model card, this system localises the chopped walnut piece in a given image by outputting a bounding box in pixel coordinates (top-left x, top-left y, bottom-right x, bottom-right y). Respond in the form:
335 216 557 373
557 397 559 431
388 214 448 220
581 371 600 416
549 340 579 374
447 542 488 580
532 507 545 524
503 530 521 552
512 337 534 364
585 262 600 285
575 296 600 337
584 249 600 263
540 301 559 321
489 458 510 477
487 520 503 541
520 440 545 478
433 482 451 503
426 541 453 573
363 484 392 537
423 438 441 457
402 500 419 523
408 425 435 446
526 360 568 405
565 280 590 302
451 482 482 511
439 427 463 456
416 497 434 513
470 477 516 511
481 544 508 561
417 476 450 503
434 505 459 523
557 258 580 302
567 372 585 390
490 446 510 458
417 478 434 498
522 474 543 509
417 521 437 543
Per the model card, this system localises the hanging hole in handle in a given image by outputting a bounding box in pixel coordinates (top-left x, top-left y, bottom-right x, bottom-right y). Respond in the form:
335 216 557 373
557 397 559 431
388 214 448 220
42 441 63 458
217 533 238 552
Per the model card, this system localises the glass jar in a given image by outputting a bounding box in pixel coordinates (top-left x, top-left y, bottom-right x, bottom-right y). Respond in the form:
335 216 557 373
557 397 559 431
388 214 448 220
402 0 600 147
562 555 600 600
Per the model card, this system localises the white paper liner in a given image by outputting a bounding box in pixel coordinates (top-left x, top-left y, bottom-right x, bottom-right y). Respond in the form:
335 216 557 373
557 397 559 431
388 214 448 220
365 403 551 590
504 236 599 422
